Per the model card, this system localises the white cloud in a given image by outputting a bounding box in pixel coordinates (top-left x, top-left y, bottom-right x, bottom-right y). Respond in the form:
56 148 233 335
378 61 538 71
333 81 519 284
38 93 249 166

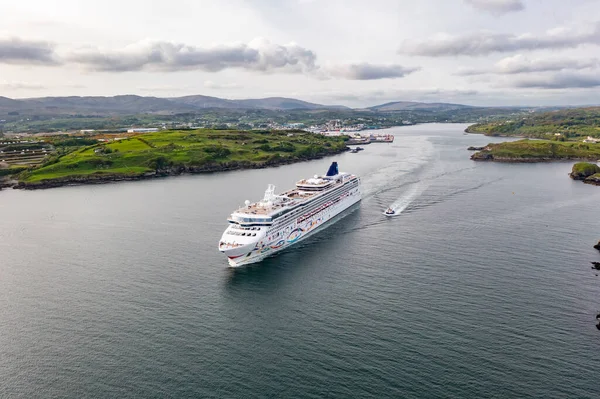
66 38 318 73
464 0 525 14
204 80 241 89
458 54 600 75
1 0 600 106
0 81 46 90
401 22 600 56
1 36 420 82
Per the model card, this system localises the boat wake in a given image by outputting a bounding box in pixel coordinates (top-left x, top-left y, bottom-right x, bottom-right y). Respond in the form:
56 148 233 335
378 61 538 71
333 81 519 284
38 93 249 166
409 177 504 212
359 136 435 199
383 181 427 216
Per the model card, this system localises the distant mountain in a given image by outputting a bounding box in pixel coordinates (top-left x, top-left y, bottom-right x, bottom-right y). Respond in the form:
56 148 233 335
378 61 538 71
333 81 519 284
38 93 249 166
368 101 475 112
233 97 349 110
0 95 493 117
172 95 348 110
18 95 198 114
0 96 26 111
168 95 238 109
0 95 349 115
0 95 486 116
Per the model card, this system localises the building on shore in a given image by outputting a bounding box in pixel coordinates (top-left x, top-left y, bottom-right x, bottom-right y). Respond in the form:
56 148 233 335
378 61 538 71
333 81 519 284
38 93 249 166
127 128 160 133
583 136 600 143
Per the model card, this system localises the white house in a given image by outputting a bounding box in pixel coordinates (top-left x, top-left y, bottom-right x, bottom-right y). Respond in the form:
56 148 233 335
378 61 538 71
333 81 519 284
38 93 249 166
583 136 600 143
127 128 159 133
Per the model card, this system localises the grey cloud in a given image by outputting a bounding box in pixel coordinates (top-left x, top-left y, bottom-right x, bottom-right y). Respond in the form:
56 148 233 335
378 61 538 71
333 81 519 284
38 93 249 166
464 0 524 14
67 39 317 73
324 63 420 80
401 22 600 56
0 38 60 65
458 55 600 75
1 37 417 82
511 73 600 89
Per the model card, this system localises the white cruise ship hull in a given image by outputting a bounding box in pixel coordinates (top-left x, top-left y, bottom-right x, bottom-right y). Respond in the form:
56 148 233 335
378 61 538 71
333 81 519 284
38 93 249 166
226 189 360 267
219 162 361 267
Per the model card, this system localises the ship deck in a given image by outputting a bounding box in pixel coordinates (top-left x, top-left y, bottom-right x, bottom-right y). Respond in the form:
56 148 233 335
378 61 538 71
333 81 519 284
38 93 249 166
233 181 347 216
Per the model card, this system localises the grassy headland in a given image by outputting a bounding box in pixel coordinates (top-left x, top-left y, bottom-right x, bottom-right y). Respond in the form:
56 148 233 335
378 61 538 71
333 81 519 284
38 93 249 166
470 140 600 162
14 129 348 189
466 107 600 139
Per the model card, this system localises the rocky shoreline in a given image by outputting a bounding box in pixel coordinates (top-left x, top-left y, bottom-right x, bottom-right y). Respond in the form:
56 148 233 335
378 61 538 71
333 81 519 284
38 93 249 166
581 175 600 186
2 150 348 191
569 162 600 186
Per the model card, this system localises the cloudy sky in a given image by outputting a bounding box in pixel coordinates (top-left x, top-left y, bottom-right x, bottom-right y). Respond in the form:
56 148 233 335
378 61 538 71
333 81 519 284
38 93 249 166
1 0 599 106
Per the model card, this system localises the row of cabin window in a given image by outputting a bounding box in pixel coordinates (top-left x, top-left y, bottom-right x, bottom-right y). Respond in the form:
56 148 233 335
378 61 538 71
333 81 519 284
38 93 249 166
269 182 357 228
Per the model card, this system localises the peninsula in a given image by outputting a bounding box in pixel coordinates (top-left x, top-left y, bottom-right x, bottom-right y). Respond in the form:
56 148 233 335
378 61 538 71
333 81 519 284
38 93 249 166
467 106 600 163
465 107 600 140
470 140 600 162
1 129 348 190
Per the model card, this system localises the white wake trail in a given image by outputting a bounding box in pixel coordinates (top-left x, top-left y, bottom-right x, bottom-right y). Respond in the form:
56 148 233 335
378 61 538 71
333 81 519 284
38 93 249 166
385 180 428 216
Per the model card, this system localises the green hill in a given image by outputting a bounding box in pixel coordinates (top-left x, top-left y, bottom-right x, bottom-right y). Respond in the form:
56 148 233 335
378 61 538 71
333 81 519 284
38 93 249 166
17 129 348 188
471 140 600 162
466 107 600 139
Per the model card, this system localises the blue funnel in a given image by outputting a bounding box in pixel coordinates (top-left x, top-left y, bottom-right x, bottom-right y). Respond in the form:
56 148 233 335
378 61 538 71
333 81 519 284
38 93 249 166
325 162 338 177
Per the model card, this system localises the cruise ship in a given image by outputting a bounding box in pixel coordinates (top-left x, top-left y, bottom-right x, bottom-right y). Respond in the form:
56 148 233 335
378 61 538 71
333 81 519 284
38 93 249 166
218 162 361 267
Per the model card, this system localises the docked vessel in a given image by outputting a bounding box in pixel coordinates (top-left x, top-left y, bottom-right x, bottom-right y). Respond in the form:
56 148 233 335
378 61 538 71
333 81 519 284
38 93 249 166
346 136 371 145
369 134 394 143
218 162 361 267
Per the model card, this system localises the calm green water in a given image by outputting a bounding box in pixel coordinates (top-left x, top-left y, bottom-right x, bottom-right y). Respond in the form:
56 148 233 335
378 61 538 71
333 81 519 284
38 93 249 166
1 124 599 398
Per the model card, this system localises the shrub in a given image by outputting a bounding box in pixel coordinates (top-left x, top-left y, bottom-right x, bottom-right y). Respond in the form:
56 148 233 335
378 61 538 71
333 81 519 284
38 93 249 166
0 166 27 177
298 145 323 158
53 138 98 147
271 142 296 152
147 156 170 170
160 143 183 151
88 158 113 168
203 145 231 158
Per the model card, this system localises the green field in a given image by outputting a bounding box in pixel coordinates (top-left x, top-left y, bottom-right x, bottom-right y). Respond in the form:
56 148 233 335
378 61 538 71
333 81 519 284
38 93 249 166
471 140 600 161
466 107 600 139
20 130 348 184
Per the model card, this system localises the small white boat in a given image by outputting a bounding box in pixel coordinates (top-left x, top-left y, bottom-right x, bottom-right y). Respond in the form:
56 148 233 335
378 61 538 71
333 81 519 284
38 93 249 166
384 207 395 216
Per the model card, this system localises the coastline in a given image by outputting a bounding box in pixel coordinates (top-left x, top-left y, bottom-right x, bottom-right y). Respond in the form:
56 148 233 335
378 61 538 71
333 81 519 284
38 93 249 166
3 149 348 191
471 155 600 163
464 128 526 139
469 140 600 163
